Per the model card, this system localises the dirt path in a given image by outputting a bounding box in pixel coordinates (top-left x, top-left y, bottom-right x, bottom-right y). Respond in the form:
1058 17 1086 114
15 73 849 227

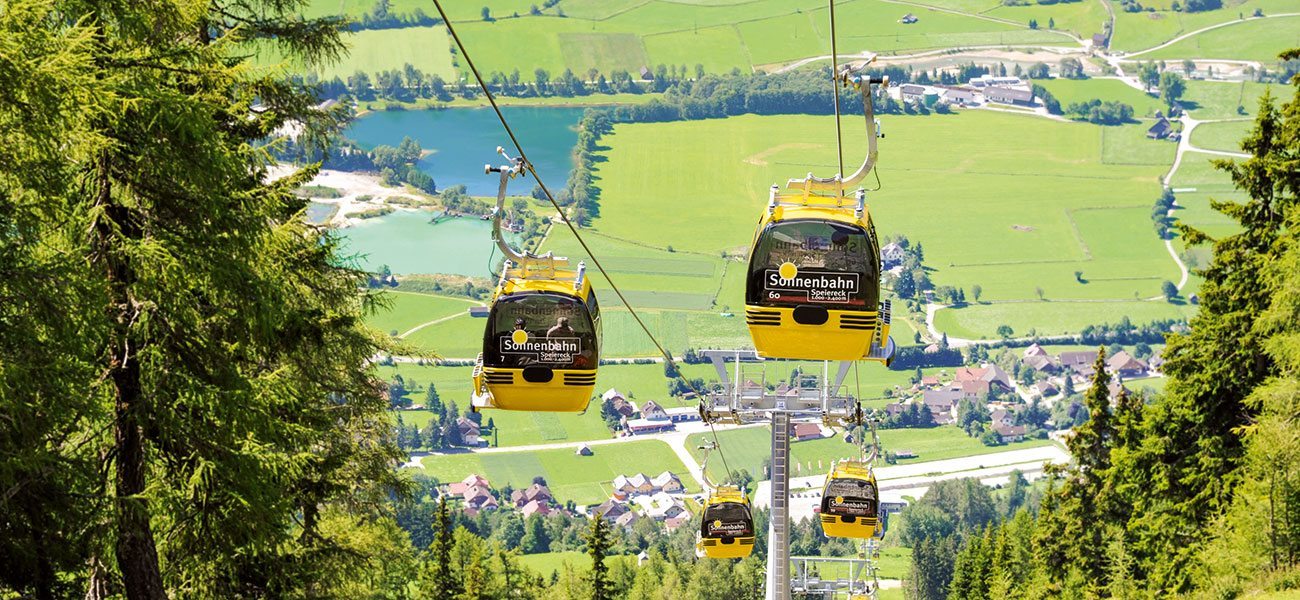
1123 12 1300 59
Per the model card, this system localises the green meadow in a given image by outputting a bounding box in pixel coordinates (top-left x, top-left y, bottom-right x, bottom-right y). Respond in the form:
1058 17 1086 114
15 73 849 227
931 299 1198 340
1108 0 1299 53
1140 15 1300 63
686 425 1055 480
516 551 637 578
1034 78 1167 118
1182 80 1282 120
252 26 458 81
366 291 481 337
419 439 698 505
1191 119 1254 153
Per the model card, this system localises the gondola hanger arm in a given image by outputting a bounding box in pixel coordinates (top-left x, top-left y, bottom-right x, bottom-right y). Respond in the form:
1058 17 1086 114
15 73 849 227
787 61 890 195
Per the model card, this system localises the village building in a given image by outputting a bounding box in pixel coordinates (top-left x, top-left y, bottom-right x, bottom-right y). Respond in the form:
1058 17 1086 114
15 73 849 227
940 87 976 106
640 399 669 421
1147 115 1175 140
984 86 1034 106
448 474 489 496
575 443 593 456
624 417 675 435
1035 381 1060 397
955 365 1013 392
593 499 630 521
968 75 1024 88
662 406 701 423
613 471 685 497
920 375 942 388
793 422 824 441
900 84 926 103
602 388 637 418
994 424 1027 443
881 242 907 267
456 416 482 446
1023 354 1057 374
1023 343 1048 358
1106 350 1149 378
521 499 552 518
899 12 918 23
1059 351 1097 373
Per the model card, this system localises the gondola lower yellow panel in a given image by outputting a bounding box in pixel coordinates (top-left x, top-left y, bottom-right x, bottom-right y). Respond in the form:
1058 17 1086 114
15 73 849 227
696 487 755 559
819 460 880 539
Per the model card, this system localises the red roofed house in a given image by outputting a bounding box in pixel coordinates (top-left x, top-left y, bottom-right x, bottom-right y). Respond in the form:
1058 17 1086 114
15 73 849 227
521 499 551 518
793 423 823 441
994 424 1027 443
449 474 489 496
1106 351 1148 378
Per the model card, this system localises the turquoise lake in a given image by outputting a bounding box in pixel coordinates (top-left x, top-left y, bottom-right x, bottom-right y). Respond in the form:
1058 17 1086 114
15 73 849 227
338 107 581 276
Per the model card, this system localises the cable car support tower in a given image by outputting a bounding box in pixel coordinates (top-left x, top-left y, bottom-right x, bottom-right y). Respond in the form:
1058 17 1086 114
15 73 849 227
698 351 883 600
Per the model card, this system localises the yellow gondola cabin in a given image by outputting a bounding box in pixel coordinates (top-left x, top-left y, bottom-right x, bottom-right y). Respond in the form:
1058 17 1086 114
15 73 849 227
696 486 755 559
471 148 601 412
819 460 880 539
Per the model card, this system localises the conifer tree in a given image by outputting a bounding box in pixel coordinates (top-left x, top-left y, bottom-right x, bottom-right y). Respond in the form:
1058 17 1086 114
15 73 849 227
586 515 612 600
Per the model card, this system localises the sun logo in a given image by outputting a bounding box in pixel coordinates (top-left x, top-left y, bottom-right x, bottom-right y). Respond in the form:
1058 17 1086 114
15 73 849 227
835 496 844 505
713 520 722 528
511 330 529 345
778 262 798 280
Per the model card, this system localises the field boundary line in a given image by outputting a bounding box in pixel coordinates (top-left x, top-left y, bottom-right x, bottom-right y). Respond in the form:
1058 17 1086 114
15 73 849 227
1062 208 1093 260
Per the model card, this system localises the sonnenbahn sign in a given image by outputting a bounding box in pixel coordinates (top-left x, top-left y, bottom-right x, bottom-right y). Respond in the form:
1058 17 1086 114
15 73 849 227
500 336 580 363
765 269 860 304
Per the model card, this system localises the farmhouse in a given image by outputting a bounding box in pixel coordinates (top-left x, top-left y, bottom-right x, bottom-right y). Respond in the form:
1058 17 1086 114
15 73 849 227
449 474 489 496
1023 354 1057 374
900 84 926 103
594 499 630 522
984 86 1034 106
941 87 976 106
793 423 824 441
881 242 906 266
1024 343 1048 358
613 471 684 497
640 400 669 421
603 388 637 418
955 365 1013 392
994 424 1027 443
1147 116 1174 140
456 417 482 446
1107 351 1149 378
521 499 552 518
1059 351 1096 372
1036 381 1060 397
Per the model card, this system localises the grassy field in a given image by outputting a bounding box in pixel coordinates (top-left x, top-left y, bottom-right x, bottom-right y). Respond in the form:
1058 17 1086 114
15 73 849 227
290 0 1073 81
1108 0 1300 53
419 439 697 505
1190 119 1254 153
252 26 457 81
516 551 636 578
574 110 1175 314
932 299 1197 339
985 0 1110 37
366 291 480 337
1140 15 1300 63
687 426 1055 481
1182 80 1283 120
1034 78 1167 118
1170 149 1245 239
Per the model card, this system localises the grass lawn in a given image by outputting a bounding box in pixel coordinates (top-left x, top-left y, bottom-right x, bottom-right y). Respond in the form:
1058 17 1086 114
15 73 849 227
1182 80 1283 121
366 291 480 337
687 426 1055 482
1035 78 1166 118
1190 119 1254 153
516 551 636 578
1128 375 1168 395
1170 150 1245 239
420 439 698 505
985 0 1110 37
1100 122 1180 166
932 299 1196 340
1141 15 1300 63
804 545 913 580
252 26 457 81
1108 0 1299 53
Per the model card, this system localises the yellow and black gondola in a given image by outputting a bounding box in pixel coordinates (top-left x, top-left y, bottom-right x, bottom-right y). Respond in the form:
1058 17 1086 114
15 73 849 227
472 149 601 412
819 460 880 539
697 486 756 559
744 68 894 363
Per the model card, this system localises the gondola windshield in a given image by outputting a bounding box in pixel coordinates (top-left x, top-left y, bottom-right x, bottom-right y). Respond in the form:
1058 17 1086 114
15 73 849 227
702 502 754 538
747 219 877 309
485 292 598 369
822 478 878 518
